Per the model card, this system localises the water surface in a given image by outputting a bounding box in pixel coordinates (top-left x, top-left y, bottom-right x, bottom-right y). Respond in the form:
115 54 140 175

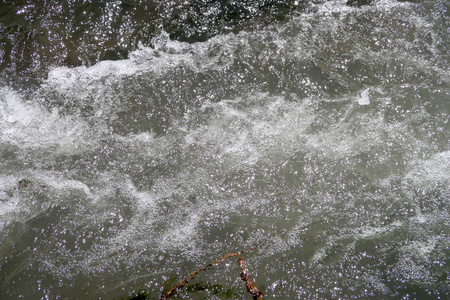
0 0 449 299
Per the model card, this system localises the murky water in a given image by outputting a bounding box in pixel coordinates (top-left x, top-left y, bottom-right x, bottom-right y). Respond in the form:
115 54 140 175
0 0 449 299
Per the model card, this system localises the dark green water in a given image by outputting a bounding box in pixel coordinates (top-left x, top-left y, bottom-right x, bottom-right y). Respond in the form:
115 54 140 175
0 0 305 79
0 0 449 299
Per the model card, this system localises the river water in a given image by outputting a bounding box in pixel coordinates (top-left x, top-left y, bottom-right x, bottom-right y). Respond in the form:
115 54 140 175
0 0 449 299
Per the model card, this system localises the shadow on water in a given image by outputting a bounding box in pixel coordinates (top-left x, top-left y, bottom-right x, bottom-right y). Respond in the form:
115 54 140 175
0 0 388 82
0 0 313 80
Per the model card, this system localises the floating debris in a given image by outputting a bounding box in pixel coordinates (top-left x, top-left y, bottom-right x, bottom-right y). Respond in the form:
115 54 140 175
238 257 264 300
18 179 32 189
160 245 260 299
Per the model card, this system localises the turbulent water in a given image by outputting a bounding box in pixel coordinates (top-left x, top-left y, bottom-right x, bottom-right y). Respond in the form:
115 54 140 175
0 0 449 299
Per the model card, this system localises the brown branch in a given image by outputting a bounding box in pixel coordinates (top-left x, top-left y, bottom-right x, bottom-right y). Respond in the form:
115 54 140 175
237 257 264 300
161 249 247 299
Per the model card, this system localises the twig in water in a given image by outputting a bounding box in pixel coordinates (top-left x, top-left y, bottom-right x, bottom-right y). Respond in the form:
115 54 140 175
237 257 264 300
161 249 248 299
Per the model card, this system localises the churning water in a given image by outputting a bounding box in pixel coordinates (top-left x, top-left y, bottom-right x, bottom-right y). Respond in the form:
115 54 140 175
0 0 449 299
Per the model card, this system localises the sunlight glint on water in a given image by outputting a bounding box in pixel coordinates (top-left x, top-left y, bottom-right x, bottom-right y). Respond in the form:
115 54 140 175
0 0 449 299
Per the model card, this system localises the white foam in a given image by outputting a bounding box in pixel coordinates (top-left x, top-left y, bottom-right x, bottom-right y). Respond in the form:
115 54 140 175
182 93 315 167
0 89 98 155
45 30 227 91
357 88 371 105
393 236 444 283
353 221 403 239
32 170 92 197
405 151 450 187
310 220 404 265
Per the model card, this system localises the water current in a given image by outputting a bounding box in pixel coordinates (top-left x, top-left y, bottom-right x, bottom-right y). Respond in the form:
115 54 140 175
0 0 449 299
